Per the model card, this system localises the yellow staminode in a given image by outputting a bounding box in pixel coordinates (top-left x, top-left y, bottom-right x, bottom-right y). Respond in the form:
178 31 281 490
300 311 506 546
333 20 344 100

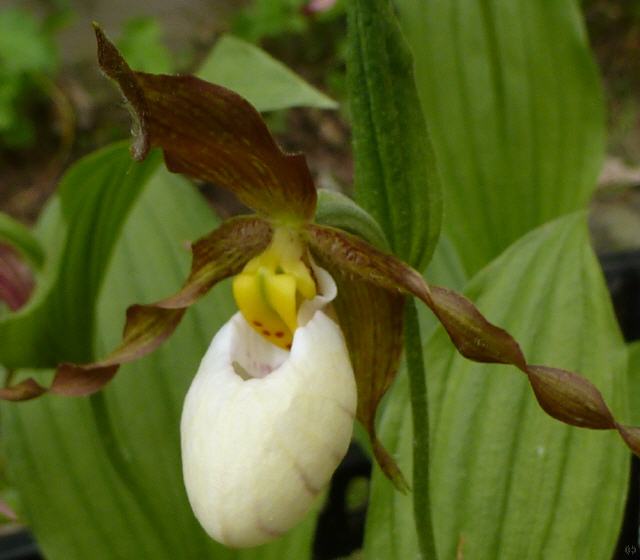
232 228 316 349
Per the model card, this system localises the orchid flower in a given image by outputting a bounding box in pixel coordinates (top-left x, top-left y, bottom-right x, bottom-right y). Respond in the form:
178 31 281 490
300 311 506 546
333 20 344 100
4 26 640 548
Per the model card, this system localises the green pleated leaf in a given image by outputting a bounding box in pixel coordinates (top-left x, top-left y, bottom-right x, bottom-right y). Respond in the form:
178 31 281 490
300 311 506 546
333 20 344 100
2 168 318 558
197 35 337 112
396 0 605 275
0 212 44 269
0 143 159 369
346 0 441 271
365 213 629 559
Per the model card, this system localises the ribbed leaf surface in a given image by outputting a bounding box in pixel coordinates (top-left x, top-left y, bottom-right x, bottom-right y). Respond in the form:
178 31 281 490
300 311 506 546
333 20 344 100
396 0 605 274
365 213 629 559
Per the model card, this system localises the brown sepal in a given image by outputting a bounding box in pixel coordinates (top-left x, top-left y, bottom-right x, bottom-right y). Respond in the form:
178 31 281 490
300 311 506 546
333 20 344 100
307 223 640 462
313 247 408 491
51 363 118 397
0 216 272 402
0 378 47 401
94 25 317 222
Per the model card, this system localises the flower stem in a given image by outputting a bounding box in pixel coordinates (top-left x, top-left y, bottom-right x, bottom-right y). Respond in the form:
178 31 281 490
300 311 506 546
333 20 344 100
404 299 438 559
89 391 172 551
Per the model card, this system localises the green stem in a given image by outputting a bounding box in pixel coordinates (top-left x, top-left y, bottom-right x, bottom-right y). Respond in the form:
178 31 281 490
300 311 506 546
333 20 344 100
89 391 172 551
405 299 438 559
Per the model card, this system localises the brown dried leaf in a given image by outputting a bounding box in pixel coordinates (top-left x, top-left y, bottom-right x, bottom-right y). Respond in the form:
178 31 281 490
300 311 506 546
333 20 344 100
94 25 317 222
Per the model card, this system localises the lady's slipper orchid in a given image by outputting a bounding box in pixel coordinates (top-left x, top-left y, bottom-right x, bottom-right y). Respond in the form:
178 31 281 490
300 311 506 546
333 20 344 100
4 25 640 547
182 254 356 546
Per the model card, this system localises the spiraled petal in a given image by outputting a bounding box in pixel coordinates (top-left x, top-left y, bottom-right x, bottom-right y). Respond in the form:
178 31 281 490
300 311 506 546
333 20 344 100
181 305 355 547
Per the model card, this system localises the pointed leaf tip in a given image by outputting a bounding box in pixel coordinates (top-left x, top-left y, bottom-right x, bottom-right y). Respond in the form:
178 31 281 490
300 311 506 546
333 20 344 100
372 437 410 493
94 25 317 221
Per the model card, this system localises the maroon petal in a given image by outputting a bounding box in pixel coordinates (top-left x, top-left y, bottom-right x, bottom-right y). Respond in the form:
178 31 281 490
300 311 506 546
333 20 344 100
306 223 640 466
94 25 316 223
1 217 272 401
313 249 409 491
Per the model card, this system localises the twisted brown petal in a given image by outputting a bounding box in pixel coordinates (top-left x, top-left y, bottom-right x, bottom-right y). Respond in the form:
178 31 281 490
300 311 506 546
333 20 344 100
94 25 317 222
526 365 615 428
313 250 409 491
0 378 47 401
306 223 640 468
1 216 272 401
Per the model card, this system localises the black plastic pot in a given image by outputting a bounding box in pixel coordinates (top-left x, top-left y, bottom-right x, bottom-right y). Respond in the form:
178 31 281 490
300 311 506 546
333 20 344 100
602 251 640 560
0 530 39 560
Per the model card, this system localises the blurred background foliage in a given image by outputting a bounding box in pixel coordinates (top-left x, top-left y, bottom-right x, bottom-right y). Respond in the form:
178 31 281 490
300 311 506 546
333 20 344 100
2 0 640 226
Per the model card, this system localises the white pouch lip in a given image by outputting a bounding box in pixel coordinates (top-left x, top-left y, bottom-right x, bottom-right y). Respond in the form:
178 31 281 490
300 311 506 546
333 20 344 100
181 263 356 548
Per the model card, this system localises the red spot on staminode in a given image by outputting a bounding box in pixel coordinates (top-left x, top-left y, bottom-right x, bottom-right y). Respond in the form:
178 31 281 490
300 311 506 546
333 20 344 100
262 330 271 336
275 331 284 338
253 320 263 327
